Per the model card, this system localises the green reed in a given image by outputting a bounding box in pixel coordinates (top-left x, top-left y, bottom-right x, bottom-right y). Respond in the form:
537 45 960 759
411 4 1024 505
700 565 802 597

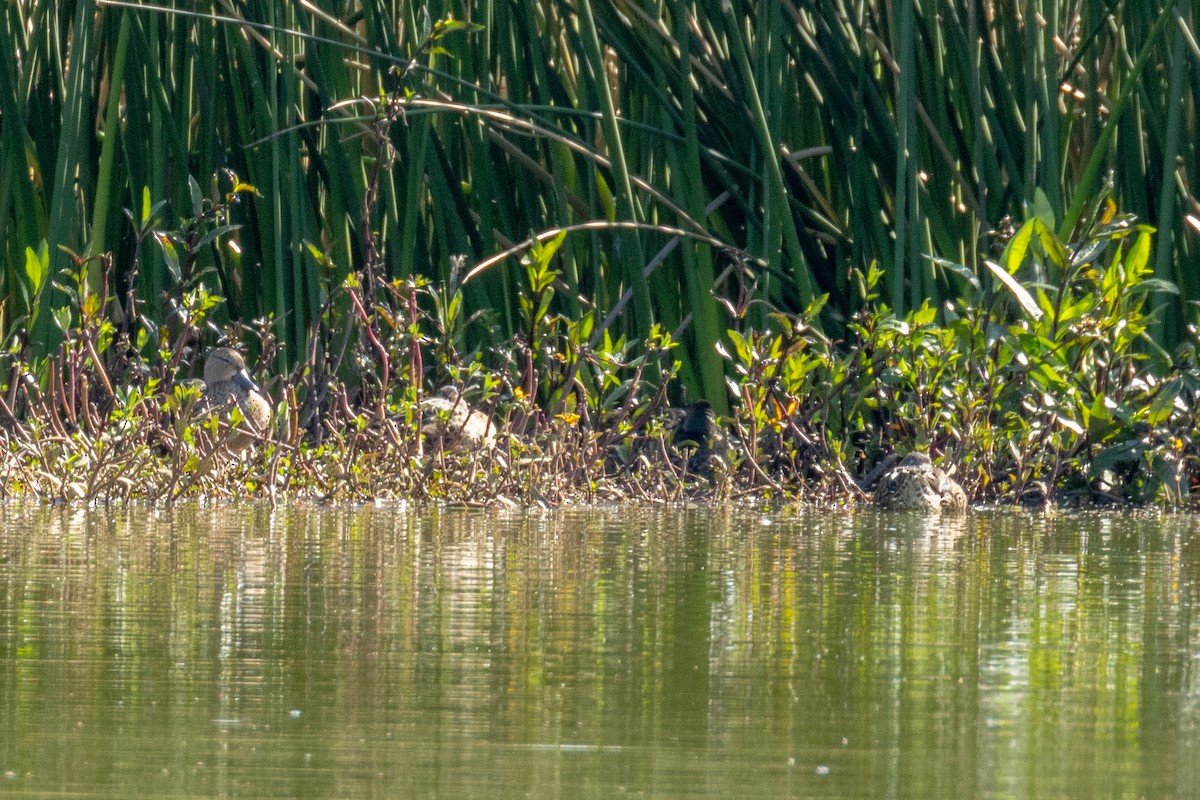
0 0 1195 415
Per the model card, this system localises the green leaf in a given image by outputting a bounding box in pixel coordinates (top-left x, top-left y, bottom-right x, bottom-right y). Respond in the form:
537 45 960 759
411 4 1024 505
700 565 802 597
983 260 1042 319
928 256 980 290
157 234 181 282
23 241 49 296
1133 278 1179 296
1032 219 1069 271
802 293 829 320
188 175 203 218
879 317 910 334
436 19 483 35
52 306 73 334
1031 188 1056 230
911 304 937 327
535 287 555 322
1124 230 1152 279
1092 439 1144 476
724 329 753 366
1147 377 1182 427
197 223 241 249
1000 220 1034 275
1054 412 1084 436
1087 393 1115 435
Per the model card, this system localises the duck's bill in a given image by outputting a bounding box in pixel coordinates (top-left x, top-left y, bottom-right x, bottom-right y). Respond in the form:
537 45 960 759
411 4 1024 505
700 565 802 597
234 370 264 394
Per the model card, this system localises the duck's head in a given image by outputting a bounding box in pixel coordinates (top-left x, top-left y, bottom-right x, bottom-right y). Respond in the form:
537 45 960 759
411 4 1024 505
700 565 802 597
433 385 463 403
896 452 933 469
204 347 262 393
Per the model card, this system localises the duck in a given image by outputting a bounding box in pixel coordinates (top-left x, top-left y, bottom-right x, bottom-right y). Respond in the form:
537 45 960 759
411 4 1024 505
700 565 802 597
872 452 967 512
420 385 496 449
201 347 272 449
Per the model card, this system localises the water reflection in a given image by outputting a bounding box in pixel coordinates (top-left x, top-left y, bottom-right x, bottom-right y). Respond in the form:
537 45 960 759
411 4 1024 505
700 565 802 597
0 505 1198 798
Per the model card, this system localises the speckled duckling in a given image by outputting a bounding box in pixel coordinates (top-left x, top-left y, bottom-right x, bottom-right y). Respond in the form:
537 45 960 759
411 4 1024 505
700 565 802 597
202 347 271 448
420 386 495 449
872 453 967 512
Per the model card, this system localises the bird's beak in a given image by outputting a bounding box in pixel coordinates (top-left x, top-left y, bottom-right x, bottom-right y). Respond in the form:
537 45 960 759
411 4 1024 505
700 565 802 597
234 369 264 394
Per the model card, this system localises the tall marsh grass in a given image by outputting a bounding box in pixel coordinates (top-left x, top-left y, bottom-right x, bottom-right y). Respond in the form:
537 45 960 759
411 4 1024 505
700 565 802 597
0 0 1196 412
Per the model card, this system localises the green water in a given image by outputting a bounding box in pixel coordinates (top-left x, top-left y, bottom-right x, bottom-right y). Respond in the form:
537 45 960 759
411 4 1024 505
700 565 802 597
0 504 1197 798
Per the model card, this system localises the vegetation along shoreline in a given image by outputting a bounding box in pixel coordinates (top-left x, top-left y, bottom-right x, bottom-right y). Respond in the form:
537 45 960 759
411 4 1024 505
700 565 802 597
3 203 1196 509
2 4 1199 508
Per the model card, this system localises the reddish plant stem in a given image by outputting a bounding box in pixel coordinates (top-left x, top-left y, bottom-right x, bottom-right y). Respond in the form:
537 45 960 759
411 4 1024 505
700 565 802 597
347 284 389 416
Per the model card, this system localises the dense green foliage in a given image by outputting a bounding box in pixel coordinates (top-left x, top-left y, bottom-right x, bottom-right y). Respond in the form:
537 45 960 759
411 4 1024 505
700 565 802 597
2 0 1200 505
3 202 1197 506
3 2 1198 388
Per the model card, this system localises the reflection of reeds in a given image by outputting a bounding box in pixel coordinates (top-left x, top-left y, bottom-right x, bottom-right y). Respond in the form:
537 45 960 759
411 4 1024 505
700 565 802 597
1 505 1191 800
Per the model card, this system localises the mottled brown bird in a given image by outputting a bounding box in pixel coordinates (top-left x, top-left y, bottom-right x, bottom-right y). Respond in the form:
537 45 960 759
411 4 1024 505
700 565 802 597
872 453 967 512
420 386 496 449
201 347 271 450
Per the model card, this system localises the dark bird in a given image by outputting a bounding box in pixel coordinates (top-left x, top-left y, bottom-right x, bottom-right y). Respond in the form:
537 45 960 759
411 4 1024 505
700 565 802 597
671 400 715 477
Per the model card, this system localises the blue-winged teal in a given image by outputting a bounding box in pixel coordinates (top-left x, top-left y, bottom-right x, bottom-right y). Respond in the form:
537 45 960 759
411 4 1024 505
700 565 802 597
420 386 495 449
202 347 271 449
872 453 967 512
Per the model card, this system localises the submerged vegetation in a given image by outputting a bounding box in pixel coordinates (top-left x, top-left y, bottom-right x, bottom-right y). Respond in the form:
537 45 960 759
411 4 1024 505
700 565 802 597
1 1 1200 506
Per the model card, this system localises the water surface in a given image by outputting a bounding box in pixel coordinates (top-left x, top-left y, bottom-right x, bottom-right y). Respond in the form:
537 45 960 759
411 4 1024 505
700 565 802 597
1 504 1198 798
